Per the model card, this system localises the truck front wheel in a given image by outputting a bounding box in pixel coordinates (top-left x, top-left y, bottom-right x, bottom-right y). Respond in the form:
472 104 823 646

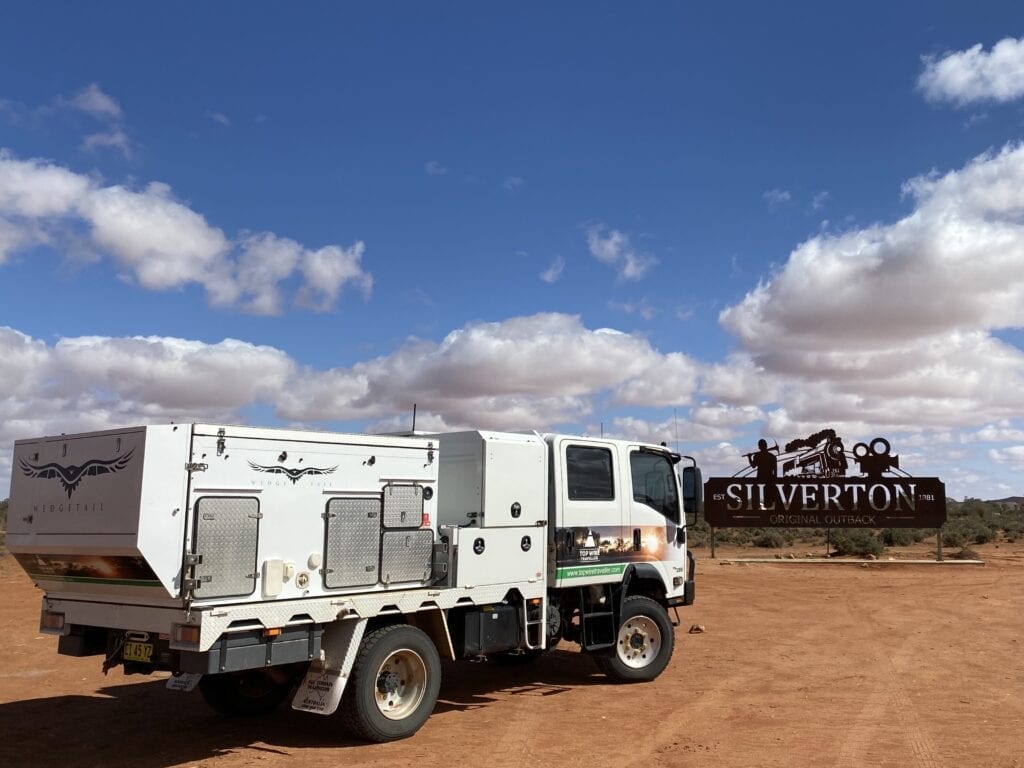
597 596 674 682
341 624 441 742
198 669 294 716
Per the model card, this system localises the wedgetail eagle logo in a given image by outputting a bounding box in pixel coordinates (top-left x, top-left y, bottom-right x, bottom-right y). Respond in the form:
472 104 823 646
247 461 337 484
20 449 136 498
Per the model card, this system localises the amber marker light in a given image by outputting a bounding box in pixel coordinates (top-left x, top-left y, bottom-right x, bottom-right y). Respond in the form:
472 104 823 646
40 611 65 633
172 624 201 645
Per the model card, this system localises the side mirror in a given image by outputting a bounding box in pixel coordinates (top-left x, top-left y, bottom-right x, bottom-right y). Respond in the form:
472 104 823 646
682 465 703 527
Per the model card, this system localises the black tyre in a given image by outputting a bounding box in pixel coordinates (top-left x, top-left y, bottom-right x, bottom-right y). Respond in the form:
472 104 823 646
340 624 441 742
597 596 674 683
198 669 293 716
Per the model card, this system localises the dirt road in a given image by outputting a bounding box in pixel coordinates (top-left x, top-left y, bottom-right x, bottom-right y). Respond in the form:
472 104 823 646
2 543 1021 768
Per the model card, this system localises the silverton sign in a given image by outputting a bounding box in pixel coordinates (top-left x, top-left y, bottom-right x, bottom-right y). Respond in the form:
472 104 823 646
703 430 947 529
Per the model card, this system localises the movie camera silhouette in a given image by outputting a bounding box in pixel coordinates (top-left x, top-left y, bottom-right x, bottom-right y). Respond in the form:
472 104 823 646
736 428 904 480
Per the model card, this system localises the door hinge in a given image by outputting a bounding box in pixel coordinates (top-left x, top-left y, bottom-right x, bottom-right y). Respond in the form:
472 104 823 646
186 462 208 473
184 554 203 566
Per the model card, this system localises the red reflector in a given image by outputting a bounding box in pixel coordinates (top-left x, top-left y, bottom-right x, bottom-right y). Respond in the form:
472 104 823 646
422 512 431 528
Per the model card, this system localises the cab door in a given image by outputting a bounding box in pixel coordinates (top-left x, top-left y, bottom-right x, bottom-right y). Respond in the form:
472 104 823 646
553 439 626 585
624 447 686 588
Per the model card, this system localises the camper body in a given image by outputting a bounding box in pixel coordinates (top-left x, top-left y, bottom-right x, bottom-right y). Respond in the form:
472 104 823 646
7 423 700 741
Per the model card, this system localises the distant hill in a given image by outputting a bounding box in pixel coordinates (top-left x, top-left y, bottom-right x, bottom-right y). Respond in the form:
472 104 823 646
989 497 1024 505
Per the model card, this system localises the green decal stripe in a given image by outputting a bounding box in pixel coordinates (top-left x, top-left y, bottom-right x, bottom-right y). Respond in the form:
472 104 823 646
28 573 162 588
556 563 627 580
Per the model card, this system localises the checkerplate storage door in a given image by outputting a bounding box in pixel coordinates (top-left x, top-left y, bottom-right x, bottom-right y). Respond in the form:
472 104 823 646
382 484 423 528
381 530 434 584
192 497 260 599
323 498 382 588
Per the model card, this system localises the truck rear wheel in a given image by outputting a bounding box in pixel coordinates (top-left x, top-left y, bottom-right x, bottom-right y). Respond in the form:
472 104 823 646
597 596 674 683
198 669 293 716
341 624 441 742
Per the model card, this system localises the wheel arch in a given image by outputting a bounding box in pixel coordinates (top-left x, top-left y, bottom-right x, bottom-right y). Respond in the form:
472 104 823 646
622 563 668 605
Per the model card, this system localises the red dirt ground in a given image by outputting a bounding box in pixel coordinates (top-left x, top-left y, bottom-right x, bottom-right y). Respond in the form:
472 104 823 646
1 542 1021 768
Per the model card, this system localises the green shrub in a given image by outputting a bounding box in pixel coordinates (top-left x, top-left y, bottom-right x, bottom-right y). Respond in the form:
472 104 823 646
942 529 966 548
831 529 883 557
754 531 787 548
881 528 926 546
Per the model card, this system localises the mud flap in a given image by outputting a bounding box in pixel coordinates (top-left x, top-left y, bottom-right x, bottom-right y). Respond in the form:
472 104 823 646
166 672 202 692
291 617 368 715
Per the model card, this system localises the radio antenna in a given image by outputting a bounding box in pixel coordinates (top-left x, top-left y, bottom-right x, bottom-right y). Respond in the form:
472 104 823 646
411 403 417 433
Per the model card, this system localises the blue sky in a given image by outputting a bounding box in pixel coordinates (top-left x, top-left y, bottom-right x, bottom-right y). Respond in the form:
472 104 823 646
3 2 1024 499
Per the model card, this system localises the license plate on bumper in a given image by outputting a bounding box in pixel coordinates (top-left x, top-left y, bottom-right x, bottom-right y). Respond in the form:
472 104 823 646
124 640 154 663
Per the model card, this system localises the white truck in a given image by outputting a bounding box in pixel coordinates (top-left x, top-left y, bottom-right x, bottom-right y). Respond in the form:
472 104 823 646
7 423 701 741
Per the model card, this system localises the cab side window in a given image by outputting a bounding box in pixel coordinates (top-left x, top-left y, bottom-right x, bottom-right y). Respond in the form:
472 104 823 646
630 451 680 524
566 445 615 501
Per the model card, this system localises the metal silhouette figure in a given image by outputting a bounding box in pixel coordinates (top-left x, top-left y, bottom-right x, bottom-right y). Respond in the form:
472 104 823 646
747 439 779 482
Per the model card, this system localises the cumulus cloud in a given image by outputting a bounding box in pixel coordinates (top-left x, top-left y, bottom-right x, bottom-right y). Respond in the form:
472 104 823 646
585 223 657 281
919 37 1024 106
0 151 372 314
719 143 1024 433
989 445 1024 470
297 242 373 311
0 313 704 493
601 415 736 446
962 422 1024 443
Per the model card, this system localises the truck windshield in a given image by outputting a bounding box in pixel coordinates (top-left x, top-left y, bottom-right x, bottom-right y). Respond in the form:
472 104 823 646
630 450 680 524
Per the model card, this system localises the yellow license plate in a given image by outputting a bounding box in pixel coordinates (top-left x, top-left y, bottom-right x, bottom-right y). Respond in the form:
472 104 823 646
124 640 153 663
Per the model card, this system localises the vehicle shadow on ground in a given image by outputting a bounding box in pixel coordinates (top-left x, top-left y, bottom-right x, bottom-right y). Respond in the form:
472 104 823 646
0 650 609 766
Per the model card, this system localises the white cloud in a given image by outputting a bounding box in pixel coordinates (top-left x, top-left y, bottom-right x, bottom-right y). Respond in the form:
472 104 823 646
80 181 234 299
719 143 1024 433
539 254 565 283
280 312 701 421
919 37 1024 106
83 129 132 158
425 160 449 176
206 110 231 126
811 191 830 211
69 83 124 121
0 313 707 492
962 422 1024 443
603 415 735 446
0 151 373 314
989 445 1024 471
502 176 525 193
0 152 92 217
608 298 657 321
585 223 657 281
297 242 373 311
763 188 791 206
